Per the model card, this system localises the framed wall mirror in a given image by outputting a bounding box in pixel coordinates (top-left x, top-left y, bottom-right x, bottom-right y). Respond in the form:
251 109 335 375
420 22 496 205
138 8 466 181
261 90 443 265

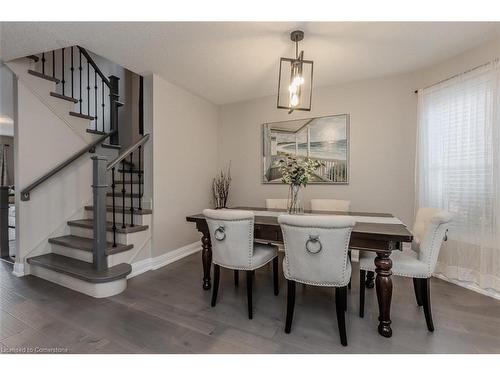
262 114 350 184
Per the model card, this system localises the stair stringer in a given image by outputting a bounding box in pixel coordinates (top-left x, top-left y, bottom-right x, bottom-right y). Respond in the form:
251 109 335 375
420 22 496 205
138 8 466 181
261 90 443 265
6 58 95 143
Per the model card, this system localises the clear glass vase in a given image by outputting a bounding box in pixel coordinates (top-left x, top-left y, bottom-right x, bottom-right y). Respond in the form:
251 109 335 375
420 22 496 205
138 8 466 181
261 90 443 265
287 184 303 214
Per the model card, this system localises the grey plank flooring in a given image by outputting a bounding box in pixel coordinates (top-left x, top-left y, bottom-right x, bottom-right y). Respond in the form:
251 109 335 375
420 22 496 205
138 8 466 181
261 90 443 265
1 253 500 354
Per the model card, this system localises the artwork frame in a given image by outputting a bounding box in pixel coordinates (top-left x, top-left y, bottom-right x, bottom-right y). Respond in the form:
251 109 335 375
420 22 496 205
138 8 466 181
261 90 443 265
261 114 350 185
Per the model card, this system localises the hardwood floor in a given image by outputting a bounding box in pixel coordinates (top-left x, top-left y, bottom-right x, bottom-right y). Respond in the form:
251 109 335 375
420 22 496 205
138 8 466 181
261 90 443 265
1 253 500 353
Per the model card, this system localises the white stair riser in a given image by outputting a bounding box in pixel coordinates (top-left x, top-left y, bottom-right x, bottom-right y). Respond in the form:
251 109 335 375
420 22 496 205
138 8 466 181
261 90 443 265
51 244 93 262
69 225 150 246
51 243 136 267
29 264 127 298
84 210 151 226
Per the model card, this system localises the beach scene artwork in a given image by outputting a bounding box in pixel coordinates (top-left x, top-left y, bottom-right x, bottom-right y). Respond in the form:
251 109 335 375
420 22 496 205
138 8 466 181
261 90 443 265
262 114 349 184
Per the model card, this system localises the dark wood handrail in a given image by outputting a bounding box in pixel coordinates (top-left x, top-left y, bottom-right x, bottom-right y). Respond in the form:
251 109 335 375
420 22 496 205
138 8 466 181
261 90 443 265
107 134 149 170
21 132 116 201
77 46 111 88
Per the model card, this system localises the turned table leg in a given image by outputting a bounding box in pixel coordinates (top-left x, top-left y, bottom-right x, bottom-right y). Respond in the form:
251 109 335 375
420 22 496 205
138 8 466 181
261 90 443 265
201 233 212 290
375 251 393 337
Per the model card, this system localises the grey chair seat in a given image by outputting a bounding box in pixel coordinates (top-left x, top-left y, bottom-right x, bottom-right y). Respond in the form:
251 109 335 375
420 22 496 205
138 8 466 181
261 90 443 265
214 243 278 271
358 207 452 332
203 209 280 319
359 249 430 278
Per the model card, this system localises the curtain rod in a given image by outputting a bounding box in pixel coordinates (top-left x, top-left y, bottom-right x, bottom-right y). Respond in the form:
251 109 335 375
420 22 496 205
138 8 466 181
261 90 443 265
413 58 498 94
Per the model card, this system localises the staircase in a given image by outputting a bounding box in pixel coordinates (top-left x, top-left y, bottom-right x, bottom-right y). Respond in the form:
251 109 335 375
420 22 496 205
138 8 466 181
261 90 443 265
11 47 151 298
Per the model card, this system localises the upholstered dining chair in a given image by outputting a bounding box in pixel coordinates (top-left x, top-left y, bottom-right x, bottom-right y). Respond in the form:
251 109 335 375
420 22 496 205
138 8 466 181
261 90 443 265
310 199 351 212
278 215 356 346
310 198 353 289
265 198 288 210
358 207 451 331
203 209 279 319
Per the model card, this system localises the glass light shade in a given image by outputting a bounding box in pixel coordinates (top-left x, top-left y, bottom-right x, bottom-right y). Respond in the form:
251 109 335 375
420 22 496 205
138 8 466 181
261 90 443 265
277 57 313 112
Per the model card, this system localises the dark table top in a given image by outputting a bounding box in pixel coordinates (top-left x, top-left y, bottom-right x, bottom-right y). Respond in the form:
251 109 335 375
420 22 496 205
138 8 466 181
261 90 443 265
186 207 413 243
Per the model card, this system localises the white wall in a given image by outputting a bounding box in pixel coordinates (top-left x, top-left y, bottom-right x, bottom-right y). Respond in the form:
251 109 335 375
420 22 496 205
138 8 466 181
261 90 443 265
219 73 419 226
16 79 93 265
151 74 219 256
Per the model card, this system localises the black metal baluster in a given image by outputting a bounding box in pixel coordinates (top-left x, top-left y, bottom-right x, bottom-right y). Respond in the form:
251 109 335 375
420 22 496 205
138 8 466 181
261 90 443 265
94 71 98 129
79 50 83 114
41 53 46 75
130 153 135 227
102 82 105 132
121 161 126 229
111 168 117 247
71 47 74 99
61 48 65 96
52 50 55 79
87 61 90 116
138 145 142 211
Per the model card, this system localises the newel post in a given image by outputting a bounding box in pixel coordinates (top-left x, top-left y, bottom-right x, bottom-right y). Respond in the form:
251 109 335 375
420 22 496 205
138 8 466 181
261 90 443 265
109 75 120 145
92 156 108 271
0 186 9 259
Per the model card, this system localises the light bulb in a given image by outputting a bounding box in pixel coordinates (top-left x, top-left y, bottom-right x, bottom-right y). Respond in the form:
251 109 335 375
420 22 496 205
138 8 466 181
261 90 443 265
292 75 303 87
289 84 298 94
290 93 299 107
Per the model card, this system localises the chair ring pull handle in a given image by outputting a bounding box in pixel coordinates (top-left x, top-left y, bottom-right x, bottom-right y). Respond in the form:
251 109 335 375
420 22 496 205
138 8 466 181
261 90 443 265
305 235 322 254
214 225 226 241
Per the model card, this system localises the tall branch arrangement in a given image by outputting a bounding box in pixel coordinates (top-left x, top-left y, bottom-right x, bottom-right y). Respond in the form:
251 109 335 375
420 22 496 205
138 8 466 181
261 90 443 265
212 163 232 209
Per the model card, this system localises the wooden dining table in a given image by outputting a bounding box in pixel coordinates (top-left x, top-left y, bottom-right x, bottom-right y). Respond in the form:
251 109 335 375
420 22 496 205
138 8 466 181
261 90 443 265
186 207 413 338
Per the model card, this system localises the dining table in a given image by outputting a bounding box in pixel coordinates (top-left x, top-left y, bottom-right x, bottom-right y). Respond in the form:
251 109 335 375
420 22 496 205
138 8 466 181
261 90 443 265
186 207 413 338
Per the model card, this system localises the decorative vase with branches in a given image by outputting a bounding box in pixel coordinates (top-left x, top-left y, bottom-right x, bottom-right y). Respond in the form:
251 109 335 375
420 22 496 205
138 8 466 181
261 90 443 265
212 163 232 209
279 156 323 214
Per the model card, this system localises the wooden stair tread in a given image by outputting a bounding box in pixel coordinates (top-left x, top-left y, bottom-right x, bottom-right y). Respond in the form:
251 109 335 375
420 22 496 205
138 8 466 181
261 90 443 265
113 180 141 184
87 129 107 135
67 219 148 234
50 92 78 103
106 192 143 198
27 253 131 283
49 235 133 255
28 70 60 83
69 111 95 120
118 169 143 174
101 143 122 150
84 206 152 215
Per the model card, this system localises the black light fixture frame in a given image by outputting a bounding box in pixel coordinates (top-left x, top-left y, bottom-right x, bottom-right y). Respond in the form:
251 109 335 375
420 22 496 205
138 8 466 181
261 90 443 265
277 30 314 113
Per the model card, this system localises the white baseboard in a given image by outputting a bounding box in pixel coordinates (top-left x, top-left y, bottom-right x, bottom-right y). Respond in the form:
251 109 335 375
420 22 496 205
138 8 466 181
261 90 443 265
128 241 201 279
433 272 500 301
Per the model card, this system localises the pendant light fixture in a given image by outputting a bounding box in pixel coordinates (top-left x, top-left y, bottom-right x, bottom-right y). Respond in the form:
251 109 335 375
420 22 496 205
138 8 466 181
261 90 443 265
277 30 314 114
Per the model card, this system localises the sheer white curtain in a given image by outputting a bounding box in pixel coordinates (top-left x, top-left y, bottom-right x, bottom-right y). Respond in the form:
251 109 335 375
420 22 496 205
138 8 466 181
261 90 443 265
417 60 500 297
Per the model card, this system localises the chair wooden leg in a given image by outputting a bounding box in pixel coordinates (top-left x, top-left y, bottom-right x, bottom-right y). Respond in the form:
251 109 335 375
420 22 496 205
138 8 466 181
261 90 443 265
359 269 366 318
285 280 296 333
273 256 279 296
366 271 375 288
421 277 434 332
348 251 352 290
234 270 239 287
335 286 348 346
413 278 423 306
246 270 253 319
211 264 220 307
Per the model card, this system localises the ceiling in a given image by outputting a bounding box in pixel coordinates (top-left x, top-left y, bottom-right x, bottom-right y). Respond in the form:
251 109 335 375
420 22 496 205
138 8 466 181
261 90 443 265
1 22 500 105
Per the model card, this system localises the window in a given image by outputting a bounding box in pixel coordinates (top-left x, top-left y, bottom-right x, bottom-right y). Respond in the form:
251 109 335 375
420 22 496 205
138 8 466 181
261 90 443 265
417 61 500 244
